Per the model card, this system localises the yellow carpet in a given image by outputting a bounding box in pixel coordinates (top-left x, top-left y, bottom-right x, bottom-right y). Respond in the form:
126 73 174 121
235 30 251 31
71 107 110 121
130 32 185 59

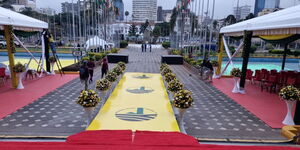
2 58 74 70
87 72 180 132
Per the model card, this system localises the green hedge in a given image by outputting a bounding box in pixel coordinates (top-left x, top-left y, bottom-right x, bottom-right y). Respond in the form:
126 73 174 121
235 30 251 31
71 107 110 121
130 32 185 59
171 49 181 55
269 49 300 56
120 40 128 48
162 42 170 49
111 48 120 53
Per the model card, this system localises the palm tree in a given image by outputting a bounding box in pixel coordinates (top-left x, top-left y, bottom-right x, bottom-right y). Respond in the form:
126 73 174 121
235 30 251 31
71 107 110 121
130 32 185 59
125 11 129 23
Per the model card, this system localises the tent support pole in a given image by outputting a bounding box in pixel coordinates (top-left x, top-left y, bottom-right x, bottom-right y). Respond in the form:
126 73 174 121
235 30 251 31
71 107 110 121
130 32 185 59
281 43 288 70
216 34 224 76
239 31 252 93
4 25 17 88
43 29 51 72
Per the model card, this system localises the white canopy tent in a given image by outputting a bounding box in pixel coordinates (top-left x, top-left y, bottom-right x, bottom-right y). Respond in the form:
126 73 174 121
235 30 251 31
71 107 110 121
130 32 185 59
0 7 48 89
220 5 300 36
85 36 107 51
217 5 300 94
0 7 48 31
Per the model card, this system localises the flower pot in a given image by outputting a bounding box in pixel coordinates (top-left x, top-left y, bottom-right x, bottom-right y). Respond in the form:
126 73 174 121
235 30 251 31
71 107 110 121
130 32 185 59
16 72 24 89
50 63 55 75
213 67 218 78
178 108 187 134
84 107 95 127
232 77 240 93
283 100 296 125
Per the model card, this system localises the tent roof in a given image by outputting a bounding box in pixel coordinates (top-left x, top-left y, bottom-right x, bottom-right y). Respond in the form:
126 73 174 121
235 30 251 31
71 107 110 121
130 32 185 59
220 5 300 36
0 7 48 31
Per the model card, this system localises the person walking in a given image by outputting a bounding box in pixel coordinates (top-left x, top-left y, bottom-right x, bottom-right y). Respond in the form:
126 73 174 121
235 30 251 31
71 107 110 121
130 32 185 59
87 58 95 83
144 43 147 52
149 44 152 52
79 61 89 90
141 44 144 52
101 57 109 78
201 59 213 83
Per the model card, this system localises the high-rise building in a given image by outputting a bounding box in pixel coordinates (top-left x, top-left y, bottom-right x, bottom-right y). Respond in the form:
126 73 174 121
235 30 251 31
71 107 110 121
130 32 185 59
234 5 251 20
132 0 157 22
114 0 124 21
157 6 163 21
254 0 280 16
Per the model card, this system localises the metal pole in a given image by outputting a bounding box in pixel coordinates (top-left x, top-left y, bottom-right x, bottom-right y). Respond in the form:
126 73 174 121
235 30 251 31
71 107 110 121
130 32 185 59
200 0 205 56
282 44 288 70
72 0 76 46
4 25 17 88
203 0 210 60
78 0 82 43
53 11 56 40
240 31 253 91
208 0 216 57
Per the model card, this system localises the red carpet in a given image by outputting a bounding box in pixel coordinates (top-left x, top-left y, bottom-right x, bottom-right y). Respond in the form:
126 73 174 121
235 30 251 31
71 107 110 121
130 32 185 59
212 78 291 128
0 130 299 150
0 74 78 119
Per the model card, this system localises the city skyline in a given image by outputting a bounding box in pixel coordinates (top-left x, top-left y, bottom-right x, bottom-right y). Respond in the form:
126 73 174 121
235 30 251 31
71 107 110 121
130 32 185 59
35 0 298 19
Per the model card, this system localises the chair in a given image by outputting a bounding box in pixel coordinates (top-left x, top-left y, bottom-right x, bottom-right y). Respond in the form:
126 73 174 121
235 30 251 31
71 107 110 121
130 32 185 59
270 69 278 75
253 70 261 84
0 68 6 85
286 77 296 86
246 69 253 84
261 74 277 93
296 73 300 88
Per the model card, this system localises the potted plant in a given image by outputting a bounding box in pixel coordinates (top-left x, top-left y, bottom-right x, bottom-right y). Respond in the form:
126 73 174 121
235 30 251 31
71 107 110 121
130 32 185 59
160 63 169 72
164 72 176 83
167 80 183 94
161 67 172 76
230 68 241 93
279 86 300 125
48 56 57 75
211 60 219 78
105 71 117 83
13 62 26 89
96 78 111 103
117 62 126 71
76 89 101 126
173 89 193 134
113 66 123 78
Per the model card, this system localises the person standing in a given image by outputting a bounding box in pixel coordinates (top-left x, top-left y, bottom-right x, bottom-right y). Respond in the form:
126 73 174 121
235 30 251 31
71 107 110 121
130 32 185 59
48 34 56 54
141 44 144 52
79 61 89 90
149 44 152 52
144 43 147 52
101 57 109 78
87 58 95 83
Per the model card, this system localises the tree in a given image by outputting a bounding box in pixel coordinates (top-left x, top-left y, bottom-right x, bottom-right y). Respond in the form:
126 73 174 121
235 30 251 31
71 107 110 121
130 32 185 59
129 24 137 36
152 26 161 37
154 22 170 37
213 20 218 30
139 19 149 34
170 7 178 32
0 0 13 10
190 13 198 35
225 15 237 25
125 11 129 22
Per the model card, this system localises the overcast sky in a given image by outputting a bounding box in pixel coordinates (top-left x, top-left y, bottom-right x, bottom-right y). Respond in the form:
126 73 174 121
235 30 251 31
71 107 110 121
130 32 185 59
37 0 298 19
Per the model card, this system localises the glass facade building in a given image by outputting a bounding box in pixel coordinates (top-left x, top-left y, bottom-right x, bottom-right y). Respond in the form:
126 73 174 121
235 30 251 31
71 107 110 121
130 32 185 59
254 0 280 16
